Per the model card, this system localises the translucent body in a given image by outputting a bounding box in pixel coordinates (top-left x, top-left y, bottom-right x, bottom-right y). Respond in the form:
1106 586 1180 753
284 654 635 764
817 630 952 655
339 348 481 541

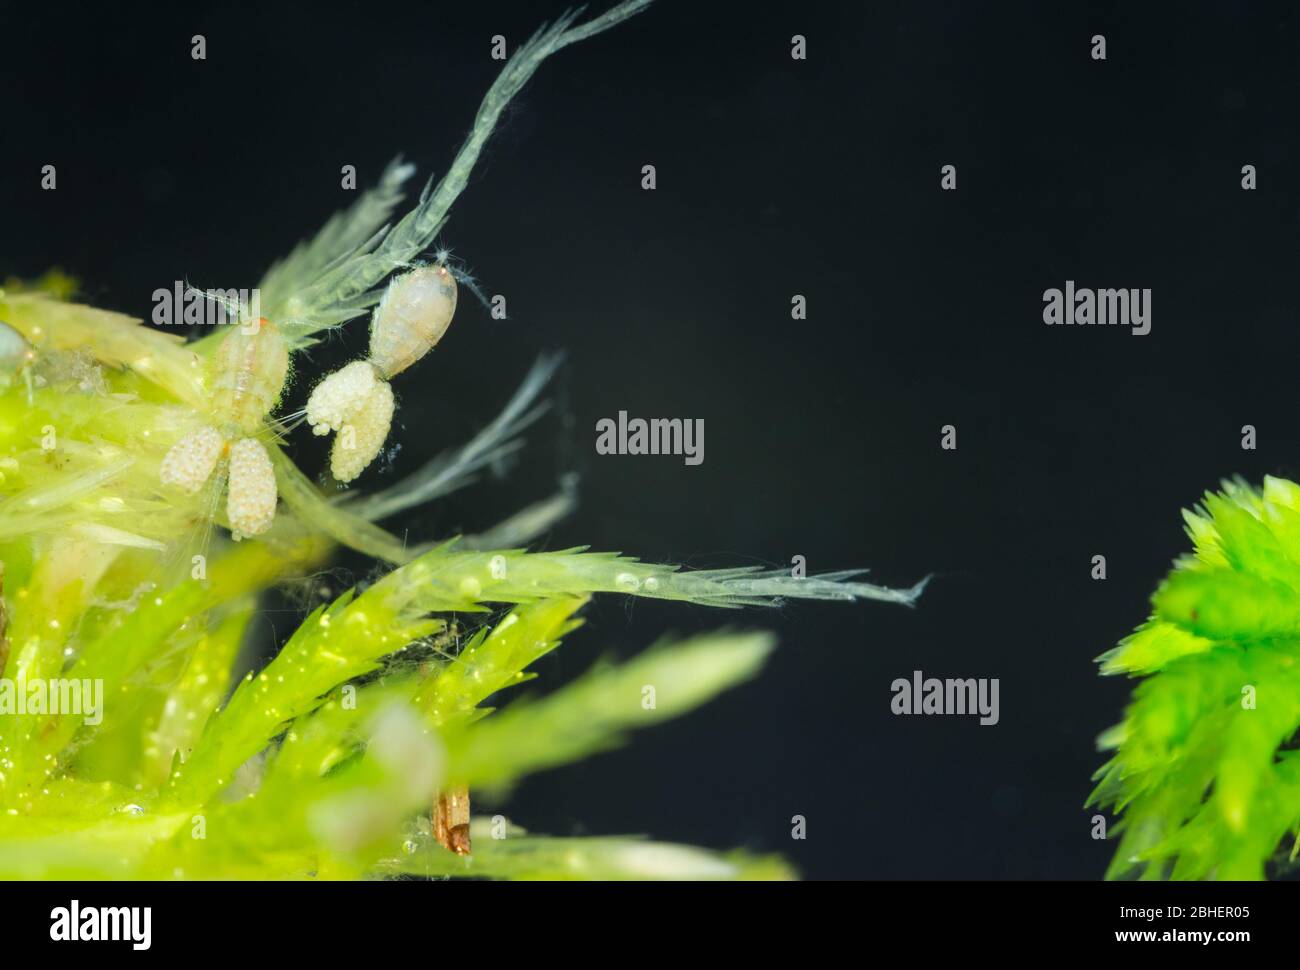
209 319 289 436
368 266 457 379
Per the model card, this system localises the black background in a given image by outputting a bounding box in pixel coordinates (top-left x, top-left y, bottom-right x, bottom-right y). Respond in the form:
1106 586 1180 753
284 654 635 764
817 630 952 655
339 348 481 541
5 0 1300 879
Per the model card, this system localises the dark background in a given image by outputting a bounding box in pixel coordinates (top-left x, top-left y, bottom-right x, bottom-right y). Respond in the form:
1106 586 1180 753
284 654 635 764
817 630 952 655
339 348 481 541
5 0 1300 879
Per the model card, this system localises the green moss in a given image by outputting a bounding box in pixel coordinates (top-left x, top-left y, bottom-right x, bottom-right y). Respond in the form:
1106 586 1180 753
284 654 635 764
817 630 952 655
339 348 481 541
0 3 923 880
1092 476 1300 880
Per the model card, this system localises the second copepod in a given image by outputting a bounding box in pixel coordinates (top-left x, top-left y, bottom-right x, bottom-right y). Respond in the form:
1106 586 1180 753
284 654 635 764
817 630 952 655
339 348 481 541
306 263 457 482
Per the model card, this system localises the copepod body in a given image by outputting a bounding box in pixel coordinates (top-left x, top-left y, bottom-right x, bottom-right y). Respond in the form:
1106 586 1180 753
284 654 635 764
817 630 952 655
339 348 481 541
209 318 290 436
159 318 289 538
368 264 457 379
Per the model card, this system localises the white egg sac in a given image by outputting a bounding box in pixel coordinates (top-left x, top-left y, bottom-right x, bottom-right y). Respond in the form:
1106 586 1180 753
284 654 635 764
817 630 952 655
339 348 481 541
160 425 225 494
306 359 380 435
226 437 278 538
330 381 394 483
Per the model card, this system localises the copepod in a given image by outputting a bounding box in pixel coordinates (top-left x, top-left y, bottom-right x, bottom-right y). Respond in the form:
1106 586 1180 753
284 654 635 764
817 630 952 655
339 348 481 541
306 264 457 483
159 317 289 539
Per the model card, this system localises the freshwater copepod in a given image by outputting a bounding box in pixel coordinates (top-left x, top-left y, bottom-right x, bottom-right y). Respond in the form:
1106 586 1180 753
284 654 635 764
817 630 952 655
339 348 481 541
209 315 290 435
159 317 290 537
159 0 641 523
368 263 457 380
306 265 457 483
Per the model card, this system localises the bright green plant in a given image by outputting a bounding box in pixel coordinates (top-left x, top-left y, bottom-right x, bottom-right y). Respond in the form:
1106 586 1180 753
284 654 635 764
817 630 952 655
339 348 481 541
1091 476 1300 880
0 2 924 880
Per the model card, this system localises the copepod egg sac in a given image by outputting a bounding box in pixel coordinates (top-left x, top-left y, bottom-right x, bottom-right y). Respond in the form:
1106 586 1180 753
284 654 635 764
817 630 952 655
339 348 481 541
226 437 278 539
368 264 457 379
306 359 380 434
330 380 395 484
160 425 225 493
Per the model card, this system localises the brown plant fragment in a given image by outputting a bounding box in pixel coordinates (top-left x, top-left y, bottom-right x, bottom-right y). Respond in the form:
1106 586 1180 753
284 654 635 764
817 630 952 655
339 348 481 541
434 785 471 856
